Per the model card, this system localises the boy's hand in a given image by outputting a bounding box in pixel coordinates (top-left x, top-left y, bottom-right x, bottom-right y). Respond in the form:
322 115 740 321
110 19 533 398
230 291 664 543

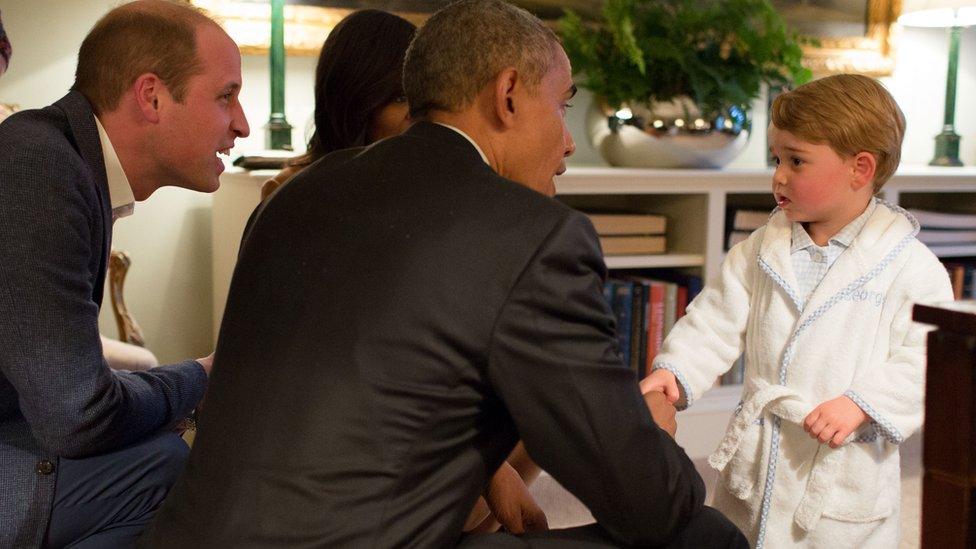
803 396 869 448
639 369 680 404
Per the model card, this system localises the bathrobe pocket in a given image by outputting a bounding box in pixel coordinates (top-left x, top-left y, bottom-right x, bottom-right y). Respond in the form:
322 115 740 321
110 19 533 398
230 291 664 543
720 418 766 504
821 437 896 522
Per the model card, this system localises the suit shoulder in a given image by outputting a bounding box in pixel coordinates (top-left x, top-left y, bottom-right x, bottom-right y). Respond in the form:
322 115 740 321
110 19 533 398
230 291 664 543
317 147 366 170
0 107 89 210
0 105 82 167
281 147 364 191
486 171 579 219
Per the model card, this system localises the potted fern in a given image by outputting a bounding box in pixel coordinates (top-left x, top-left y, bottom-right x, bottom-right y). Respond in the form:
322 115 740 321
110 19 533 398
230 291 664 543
559 0 811 168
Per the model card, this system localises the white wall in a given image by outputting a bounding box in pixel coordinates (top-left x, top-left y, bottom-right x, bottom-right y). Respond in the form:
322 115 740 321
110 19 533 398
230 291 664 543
1 0 974 360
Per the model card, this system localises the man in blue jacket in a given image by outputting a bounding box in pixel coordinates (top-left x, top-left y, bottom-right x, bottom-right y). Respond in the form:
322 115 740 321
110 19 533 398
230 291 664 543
0 1 249 546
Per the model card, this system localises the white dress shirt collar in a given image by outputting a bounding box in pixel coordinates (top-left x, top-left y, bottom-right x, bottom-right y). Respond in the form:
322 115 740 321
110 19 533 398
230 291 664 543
94 116 135 221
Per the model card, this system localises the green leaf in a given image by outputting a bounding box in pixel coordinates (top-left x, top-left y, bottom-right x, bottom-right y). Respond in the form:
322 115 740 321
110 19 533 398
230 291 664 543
557 0 810 108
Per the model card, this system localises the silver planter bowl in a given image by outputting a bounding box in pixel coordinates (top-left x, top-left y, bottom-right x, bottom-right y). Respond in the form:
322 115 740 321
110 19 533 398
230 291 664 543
587 97 750 169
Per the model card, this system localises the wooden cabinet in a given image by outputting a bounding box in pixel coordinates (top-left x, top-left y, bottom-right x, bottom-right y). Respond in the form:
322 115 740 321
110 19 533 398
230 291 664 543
913 302 976 549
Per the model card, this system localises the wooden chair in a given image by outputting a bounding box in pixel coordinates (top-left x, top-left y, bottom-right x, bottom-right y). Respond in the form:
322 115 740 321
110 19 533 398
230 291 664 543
101 250 157 371
108 250 146 346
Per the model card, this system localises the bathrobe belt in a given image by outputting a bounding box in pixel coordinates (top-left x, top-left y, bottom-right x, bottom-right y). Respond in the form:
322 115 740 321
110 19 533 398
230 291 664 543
707 380 853 532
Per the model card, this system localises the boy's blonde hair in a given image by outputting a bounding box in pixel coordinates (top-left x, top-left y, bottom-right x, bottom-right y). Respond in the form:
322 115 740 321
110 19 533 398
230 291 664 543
770 74 905 192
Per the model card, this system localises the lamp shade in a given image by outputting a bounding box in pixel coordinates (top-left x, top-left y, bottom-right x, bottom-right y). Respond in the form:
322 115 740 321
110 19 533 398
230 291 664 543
899 0 976 27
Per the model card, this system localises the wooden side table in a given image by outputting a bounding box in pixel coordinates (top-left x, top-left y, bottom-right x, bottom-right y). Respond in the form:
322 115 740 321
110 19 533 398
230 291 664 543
913 301 976 549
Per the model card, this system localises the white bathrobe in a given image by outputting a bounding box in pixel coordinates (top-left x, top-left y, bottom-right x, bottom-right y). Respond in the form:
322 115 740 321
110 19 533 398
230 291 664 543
653 200 953 548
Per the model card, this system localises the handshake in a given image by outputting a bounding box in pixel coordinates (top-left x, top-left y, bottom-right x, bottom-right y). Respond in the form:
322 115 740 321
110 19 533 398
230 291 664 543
638 369 682 438
639 368 870 449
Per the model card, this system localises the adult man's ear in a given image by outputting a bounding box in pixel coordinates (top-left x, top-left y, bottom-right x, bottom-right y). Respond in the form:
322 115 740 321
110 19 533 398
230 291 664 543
133 73 163 124
851 151 877 191
491 67 519 129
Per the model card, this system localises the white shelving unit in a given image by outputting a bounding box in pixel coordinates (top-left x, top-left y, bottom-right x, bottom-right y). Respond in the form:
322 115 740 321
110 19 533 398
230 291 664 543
213 164 976 457
554 164 976 456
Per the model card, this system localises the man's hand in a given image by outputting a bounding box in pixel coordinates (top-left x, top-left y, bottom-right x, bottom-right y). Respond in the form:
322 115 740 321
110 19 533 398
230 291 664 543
466 460 548 534
803 396 869 448
485 460 548 534
462 497 492 532
639 369 680 404
196 352 214 376
193 352 215 413
644 391 677 438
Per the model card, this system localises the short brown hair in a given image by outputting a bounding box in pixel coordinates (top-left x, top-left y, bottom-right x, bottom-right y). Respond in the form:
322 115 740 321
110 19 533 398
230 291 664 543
403 0 559 118
771 74 905 191
72 0 218 114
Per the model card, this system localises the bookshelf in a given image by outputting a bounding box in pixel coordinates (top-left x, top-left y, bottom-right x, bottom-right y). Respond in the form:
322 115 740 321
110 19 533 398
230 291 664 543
213 164 976 457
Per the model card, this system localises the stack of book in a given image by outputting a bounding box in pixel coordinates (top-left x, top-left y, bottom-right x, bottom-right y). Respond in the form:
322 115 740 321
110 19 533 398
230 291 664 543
602 270 703 378
725 208 770 250
586 212 667 255
909 209 976 249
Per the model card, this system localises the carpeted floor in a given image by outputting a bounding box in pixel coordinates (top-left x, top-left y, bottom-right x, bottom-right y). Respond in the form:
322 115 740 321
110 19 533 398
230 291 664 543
529 434 924 548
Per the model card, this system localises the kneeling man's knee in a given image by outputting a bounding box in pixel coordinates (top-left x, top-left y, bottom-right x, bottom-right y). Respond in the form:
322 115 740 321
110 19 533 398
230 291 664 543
682 506 748 549
140 431 190 487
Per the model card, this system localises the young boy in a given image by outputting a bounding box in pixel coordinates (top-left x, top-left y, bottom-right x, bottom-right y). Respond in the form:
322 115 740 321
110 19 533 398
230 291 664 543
641 74 953 548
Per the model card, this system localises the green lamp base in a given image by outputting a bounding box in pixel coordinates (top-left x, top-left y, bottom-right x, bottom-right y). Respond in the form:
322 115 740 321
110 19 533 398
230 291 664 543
930 130 963 167
266 114 294 152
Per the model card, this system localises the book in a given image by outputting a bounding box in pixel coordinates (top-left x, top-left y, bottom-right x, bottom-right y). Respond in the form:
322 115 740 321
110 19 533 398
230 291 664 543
731 209 770 231
610 280 634 364
660 281 679 336
939 259 976 302
629 280 648 376
642 269 704 305
917 229 976 245
965 265 975 299
910 209 976 230
599 235 666 255
676 285 689 320
602 279 615 309
949 264 965 300
586 213 666 235
645 281 666 367
970 266 976 300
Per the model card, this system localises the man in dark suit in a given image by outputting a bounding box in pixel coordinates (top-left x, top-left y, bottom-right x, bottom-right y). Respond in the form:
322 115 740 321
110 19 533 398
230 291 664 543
0 1 249 547
143 0 745 547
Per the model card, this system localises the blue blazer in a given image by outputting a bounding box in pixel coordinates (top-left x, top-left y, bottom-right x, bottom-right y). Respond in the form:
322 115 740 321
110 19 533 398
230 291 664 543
0 91 206 547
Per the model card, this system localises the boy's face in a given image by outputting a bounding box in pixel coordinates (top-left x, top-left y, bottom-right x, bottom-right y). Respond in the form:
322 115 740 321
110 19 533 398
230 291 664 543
768 124 871 241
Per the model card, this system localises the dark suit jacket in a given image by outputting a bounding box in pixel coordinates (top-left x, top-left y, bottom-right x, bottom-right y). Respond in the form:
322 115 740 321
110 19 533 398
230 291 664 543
0 91 207 547
142 122 705 547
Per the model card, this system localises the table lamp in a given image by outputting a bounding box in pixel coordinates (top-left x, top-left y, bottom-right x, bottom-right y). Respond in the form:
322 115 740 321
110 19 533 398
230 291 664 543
899 0 976 166
266 0 292 151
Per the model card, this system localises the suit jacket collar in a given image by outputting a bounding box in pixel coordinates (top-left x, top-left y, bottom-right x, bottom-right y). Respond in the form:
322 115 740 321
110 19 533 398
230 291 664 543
404 121 491 170
53 90 112 306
